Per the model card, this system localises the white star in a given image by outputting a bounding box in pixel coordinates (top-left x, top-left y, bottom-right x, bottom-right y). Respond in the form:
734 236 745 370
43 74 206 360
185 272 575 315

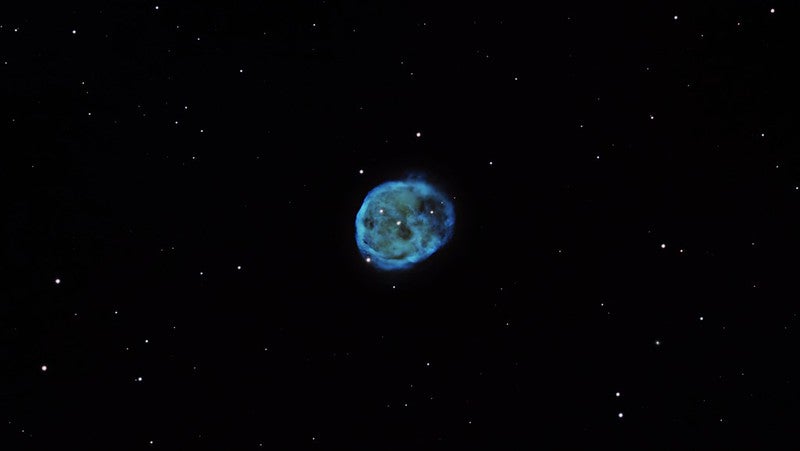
41 365 47 372
54 278 61 285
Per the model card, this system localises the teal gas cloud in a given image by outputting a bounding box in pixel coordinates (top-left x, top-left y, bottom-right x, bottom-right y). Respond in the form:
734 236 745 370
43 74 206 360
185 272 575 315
355 178 455 270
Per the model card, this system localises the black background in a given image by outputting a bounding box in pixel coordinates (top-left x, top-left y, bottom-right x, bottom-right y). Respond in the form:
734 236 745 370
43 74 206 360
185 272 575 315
3 0 800 448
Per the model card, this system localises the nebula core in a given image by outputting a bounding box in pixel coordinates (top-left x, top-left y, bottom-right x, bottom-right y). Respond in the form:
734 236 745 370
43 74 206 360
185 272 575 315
355 179 455 270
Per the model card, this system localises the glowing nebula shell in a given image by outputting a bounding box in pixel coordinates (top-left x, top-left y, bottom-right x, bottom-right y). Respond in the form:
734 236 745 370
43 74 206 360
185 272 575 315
355 179 455 270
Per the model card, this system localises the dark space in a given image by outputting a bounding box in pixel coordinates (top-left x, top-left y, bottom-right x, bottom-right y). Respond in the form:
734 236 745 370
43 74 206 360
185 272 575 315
3 0 800 448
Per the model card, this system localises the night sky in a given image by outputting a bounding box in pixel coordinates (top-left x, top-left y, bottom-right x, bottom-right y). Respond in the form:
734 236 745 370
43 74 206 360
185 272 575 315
4 0 800 448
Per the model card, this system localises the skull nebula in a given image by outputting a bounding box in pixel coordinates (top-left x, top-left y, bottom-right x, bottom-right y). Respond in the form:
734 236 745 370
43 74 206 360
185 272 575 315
355 179 455 270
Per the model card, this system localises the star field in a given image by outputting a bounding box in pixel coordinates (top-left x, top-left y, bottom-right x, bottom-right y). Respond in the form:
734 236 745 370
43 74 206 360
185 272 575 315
3 0 800 448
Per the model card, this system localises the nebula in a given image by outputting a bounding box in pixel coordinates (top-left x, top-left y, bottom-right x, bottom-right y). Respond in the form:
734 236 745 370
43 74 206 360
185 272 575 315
355 178 455 270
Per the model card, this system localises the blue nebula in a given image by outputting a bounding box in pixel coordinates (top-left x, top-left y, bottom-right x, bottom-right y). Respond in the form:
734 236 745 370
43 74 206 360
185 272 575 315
355 178 455 270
